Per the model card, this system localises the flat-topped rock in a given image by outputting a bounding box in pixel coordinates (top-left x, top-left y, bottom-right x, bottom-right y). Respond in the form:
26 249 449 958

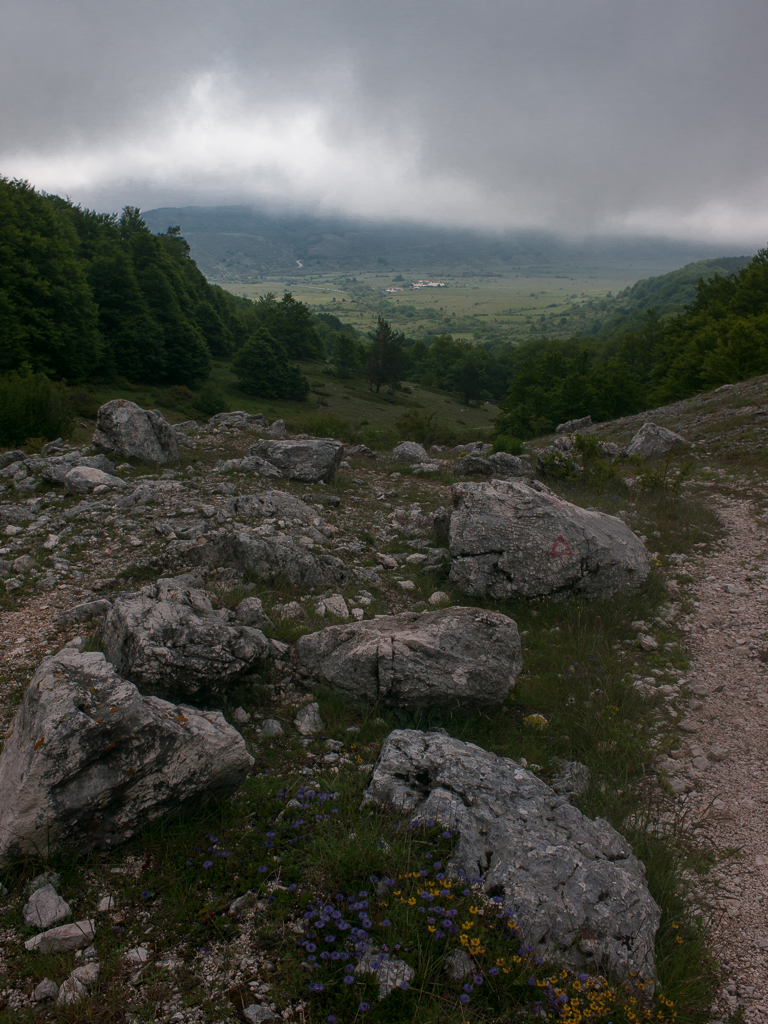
448 479 650 599
292 606 521 709
247 438 344 482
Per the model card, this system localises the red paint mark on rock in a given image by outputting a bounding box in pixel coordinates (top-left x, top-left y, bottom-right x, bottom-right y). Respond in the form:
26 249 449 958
550 535 574 557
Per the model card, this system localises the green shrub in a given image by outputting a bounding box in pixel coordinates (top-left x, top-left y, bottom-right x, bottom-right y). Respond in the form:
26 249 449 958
492 433 525 455
67 386 100 418
194 383 231 416
0 367 73 445
394 409 457 446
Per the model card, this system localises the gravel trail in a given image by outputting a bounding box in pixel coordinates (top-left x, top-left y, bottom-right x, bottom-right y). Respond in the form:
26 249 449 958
672 495 768 1020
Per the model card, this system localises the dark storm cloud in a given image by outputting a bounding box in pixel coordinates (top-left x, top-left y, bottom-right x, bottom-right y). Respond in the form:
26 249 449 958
2 0 766 243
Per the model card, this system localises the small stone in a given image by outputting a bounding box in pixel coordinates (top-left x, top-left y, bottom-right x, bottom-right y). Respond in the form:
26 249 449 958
57 976 88 1005
294 702 324 736
25 920 96 953
678 719 700 733
70 961 100 987
260 719 284 738
755 855 767 868
243 1005 276 1022
33 978 59 1002
273 600 305 620
668 777 688 794
638 633 659 652
398 580 415 590
323 594 349 618
405 553 427 564
125 946 150 965
351 607 365 620
233 706 251 724
428 591 450 605
708 746 728 761
23 884 71 930
376 552 398 569
691 756 709 770
97 896 115 912
229 892 254 917
443 948 474 980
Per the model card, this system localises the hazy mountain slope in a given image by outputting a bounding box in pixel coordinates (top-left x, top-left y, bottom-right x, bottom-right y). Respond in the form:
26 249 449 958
141 205 740 282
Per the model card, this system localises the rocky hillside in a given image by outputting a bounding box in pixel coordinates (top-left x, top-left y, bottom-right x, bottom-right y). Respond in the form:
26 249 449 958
1 380 767 1022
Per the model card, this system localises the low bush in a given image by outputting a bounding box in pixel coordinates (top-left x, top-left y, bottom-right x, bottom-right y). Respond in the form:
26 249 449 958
0 367 73 444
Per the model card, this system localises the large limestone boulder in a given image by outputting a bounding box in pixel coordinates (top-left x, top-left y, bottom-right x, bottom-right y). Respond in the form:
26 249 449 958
364 729 660 979
171 531 347 590
93 400 179 463
0 650 254 865
391 441 429 463
626 422 687 459
292 607 521 709
229 490 323 527
556 415 592 434
247 438 344 482
448 479 649 599
102 578 269 701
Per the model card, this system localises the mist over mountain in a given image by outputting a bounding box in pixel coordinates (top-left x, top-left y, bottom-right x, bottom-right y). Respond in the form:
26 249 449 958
140 206 747 284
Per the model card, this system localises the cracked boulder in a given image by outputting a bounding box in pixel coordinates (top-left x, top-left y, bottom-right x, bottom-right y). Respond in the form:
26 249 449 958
292 607 521 710
364 729 660 979
93 399 179 463
0 650 254 865
102 578 269 701
448 479 649 600
171 531 347 590
626 422 687 459
247 438 344 482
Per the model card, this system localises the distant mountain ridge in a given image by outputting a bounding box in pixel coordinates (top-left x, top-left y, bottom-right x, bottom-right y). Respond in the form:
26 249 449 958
140 205 743 282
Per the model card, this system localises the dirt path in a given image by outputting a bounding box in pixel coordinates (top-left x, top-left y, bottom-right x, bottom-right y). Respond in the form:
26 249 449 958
669 494 768 1020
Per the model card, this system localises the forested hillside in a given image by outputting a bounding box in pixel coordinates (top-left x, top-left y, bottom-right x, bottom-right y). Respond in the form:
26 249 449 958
0 179 315 397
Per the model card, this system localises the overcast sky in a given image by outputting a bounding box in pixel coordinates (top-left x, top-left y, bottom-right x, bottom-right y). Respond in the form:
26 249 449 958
2 0 766 245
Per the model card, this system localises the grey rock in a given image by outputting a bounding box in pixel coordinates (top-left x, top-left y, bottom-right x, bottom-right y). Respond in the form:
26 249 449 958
536 446 582 478
13 554 36 573
243 1006 276 1022
172 530 347 590
626 422 687 459
316 594 349 618
64 466 126 494
27 871 61 895
24 919 96 953
23 884 71 930
488 452 533 478
273 600 305 621
93 400 179 463
125 945 151 965
174 420 198 434
364 729 660 978
356 948 415 999
70 961 99 987
266 418 287 438
0 449 27 470
556 415 592 434
229 490 322 526
234 597 274 631
448 479 650 600
260 718 284 738
551 760 592 798
443 948 474 980
233 707 250 724
229 891 254 917
292 607 521 710
207 411 268 430
57 976 88 1005
248 438 344 482
453 455 493 477
294 702 324 736
236 455 284 477
102 578 269 700
344 444 376 458
451 441 492 455
56 598 112 627
391 441 429 463
33 978 59 1001
0 651 253 865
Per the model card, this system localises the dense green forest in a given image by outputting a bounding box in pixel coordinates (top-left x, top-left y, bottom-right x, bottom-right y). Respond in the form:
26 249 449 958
1 177 766 446
0 178 314 399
